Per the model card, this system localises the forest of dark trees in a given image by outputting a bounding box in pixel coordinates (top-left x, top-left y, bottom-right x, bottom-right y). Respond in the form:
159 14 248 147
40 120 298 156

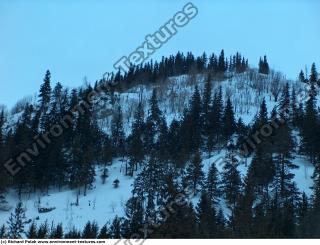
1 50 320 238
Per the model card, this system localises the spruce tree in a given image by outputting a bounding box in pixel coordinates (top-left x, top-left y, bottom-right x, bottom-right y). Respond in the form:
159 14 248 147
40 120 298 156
0 224 7 239
97 224 110 239
128 102 145 176
7 202 27 239
26 222 37 239
50 223 64 239
310 63 318 85
206 163 220 204
111 105 126 158
196 192 217 238
223 97 236 139
184 151 205 194
278 83 291 120
218 49 226 72
221 154 241 209
37 221 49 239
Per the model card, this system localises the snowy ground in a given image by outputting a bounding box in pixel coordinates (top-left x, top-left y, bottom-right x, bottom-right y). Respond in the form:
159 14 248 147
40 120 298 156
0 151 314 232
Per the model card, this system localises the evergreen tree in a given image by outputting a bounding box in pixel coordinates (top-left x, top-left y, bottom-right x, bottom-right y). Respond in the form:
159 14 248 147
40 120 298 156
310 63 318 85
26 222 37 239
206 163 220 204
37 221 49 239
221 154 241 209
196 192 217 238
97 224 110 239
7 202 27 239
38 70 52 112
299 70 306 83
127 102 145 176
109 216 123 238
0 224 7 239
82 221 98 239
233 169 255 237
218 49 226 72
258 55 269 74
64 227 81 239
300 83 319 163
111 105 126 157
223 97 236 139
278 83 291 120
50 223 64 239
183 151 205 194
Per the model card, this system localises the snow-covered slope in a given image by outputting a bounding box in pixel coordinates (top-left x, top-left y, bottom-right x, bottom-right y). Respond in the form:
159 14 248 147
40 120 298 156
0 71 317 232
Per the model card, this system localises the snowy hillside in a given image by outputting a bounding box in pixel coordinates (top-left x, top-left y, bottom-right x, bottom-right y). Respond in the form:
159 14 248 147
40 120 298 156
0 70 317 233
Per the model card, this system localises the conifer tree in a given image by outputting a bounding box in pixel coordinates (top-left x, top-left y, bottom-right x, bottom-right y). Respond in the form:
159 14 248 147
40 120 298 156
37 221 49 239
218 49 226 72
0 225 7 239
7 202 27 239
26 222 37 239
111 105 126 157
128 102 145 175
221 154 241 209
278 83 291 120
223 97 236 139
184 151 205 194
310 63 318 85
299 70 306 83
196 192 217 238
50 223 64 239
206 163 220 204
97 224 110 239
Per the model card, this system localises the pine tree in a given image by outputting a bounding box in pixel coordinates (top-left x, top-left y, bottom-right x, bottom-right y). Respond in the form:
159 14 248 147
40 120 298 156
310 63 318 85
7 202 27 239
64 227 81 239
299 70 306 83
37 221 49 239
259 56 269 74
26 222 37 239
128 102 145 176
0 224 7 239
218 49 226 72
223 97 236 139
206 163 220 204
109 216 123 238
278 83 290 120
249 144 275 191
82 221 98 238
38 70 52 112
184 151 205 194
272 122 298 199
122 197 144 238
196 192 217 238
98 224 110 239
233 169 255 237
50 223 64 239
111 105 126 157
300 84 318 164
221 154 241 209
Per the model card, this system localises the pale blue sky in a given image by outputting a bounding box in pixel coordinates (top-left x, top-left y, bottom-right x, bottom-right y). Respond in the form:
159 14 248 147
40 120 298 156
0 0 319 108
